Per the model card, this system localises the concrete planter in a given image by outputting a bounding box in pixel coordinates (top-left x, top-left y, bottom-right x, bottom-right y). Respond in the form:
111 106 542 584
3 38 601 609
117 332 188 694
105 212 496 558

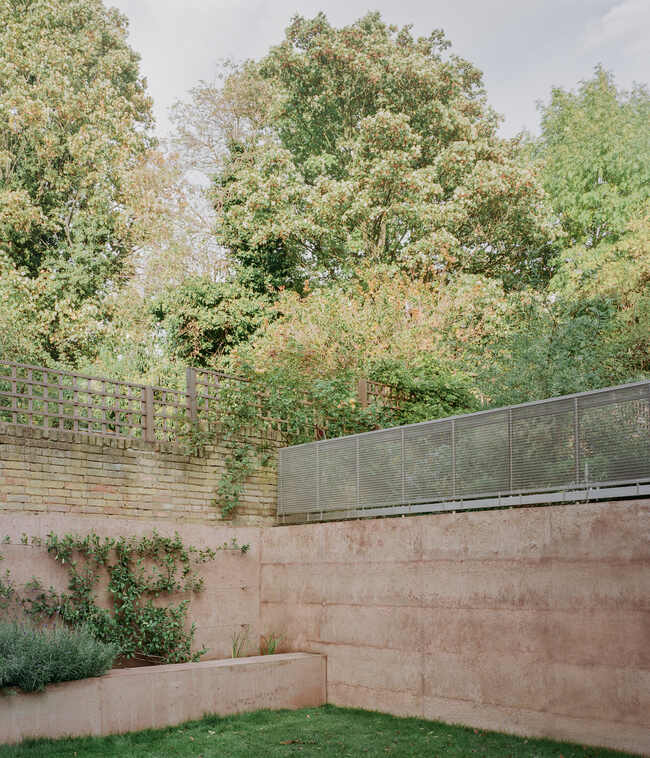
1 653 326 745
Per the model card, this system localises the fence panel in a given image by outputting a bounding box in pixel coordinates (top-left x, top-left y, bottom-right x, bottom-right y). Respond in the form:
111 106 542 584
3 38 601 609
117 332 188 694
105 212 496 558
0 362 148 438
278 381 650 523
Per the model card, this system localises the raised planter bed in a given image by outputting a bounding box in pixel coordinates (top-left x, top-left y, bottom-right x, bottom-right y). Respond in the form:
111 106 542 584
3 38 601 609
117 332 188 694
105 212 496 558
0 653 326 745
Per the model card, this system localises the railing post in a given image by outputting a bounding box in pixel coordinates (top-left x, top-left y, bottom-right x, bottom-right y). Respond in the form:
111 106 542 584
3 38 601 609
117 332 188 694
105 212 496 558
186 366 198 424
316 443 321 518
144 385 155 442
356 437 360 512
573 397 580 484
401 428 405 505
357 378 368 408
508 408 513 492
451 419 456 498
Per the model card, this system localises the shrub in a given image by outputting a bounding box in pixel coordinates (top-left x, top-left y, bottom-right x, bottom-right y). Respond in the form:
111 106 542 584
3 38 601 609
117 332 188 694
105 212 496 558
0 622 118 693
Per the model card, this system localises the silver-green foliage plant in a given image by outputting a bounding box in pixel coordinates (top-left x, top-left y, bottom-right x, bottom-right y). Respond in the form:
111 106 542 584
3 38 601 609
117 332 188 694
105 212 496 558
0 622 118 692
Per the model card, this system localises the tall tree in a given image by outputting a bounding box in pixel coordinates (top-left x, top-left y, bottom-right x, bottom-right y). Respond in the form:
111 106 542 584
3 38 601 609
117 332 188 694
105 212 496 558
212 13 553 289
538 67 649 249
0 0 154 362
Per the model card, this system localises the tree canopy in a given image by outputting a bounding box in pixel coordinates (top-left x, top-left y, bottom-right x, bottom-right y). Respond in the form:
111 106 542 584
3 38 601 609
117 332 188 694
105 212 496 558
0 0 153 360
0 5 647 429
537 66 649 249
213 13 554 290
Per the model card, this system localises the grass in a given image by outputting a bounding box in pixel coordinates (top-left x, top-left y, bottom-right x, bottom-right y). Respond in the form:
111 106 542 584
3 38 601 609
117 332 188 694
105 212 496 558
0 705 638 758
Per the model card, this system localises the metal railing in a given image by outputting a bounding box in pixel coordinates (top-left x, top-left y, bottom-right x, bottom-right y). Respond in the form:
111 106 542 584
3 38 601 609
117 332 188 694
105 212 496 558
278 381 650 523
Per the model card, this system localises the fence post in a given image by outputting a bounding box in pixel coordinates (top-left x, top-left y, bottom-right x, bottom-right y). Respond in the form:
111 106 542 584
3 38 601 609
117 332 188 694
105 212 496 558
11 364 17 425
144 385 155 443
357 378 368 408
186 366 198 424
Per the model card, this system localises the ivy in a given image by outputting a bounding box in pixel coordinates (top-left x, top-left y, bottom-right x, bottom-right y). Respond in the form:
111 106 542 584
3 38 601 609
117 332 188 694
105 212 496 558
1 531 250 664
190 367 415 518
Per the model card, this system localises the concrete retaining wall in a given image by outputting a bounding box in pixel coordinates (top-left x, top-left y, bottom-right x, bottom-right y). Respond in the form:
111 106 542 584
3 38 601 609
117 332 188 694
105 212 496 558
0 513 263 662
1 500 648 753
260 500 650 756
0 423 277 525
1 653 326 744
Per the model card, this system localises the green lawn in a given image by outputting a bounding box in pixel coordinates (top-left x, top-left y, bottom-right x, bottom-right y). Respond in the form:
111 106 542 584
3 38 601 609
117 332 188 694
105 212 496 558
0 705 638 758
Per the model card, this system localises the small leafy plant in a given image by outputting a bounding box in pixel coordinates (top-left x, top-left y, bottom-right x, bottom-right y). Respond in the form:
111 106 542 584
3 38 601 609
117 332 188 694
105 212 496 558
260 632 284 655
0 622 118 692
231 624 250 658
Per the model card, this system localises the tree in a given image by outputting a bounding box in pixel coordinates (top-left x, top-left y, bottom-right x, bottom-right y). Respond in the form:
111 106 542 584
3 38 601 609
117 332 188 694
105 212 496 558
212 13 553 289
0 0 154 363
151 275 272 367
478 206 650 406
223 264 506 398
538 67 650 249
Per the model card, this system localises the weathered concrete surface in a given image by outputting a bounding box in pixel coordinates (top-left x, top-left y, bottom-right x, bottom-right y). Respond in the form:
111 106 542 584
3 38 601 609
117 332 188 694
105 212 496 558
1 653 326 744
260 500 650 756
0 422 277 526
2 500 648 753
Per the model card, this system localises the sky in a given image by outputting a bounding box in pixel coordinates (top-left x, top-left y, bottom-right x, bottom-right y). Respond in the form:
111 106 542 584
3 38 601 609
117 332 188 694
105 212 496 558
111 0 650 138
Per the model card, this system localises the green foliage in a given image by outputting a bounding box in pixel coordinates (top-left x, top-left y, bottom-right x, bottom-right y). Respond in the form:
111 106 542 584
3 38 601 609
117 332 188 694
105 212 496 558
4 531 244 664
209 353 476 516
0 622 117 693
369 357 477 424
0 706 635 757
230 624 250 658
151 275 272 366
0 552 15 613
0 0 153 364
260 631 284 655
213 12 554 289
479 295 615 406
481 211 650 406
538 67 649 249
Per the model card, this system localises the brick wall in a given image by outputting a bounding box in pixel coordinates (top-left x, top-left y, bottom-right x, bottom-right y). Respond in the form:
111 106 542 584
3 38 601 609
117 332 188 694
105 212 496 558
0 423 278 525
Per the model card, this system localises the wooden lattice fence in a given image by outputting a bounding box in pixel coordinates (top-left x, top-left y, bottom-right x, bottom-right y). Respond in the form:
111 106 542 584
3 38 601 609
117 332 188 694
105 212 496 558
0 361 409 445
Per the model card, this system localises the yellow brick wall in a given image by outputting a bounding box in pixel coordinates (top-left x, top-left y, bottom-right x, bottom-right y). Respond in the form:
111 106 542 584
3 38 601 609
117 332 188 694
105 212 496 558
0 423 278 525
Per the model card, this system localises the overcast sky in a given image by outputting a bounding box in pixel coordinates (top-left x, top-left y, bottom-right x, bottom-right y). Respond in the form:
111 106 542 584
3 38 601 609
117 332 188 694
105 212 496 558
111 0 650 138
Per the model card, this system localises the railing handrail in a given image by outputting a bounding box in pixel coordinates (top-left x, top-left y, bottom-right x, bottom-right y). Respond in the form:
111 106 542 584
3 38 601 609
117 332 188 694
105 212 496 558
278 378 650 523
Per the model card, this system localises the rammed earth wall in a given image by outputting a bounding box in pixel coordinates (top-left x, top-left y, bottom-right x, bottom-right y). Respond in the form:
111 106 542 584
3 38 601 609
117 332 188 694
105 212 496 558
260 499 650 756
0 423 277 525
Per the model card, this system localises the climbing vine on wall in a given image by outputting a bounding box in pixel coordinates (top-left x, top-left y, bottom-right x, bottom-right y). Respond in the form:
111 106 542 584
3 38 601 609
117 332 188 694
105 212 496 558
0 531 249 664
191 369 395 518
188 362 475 518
